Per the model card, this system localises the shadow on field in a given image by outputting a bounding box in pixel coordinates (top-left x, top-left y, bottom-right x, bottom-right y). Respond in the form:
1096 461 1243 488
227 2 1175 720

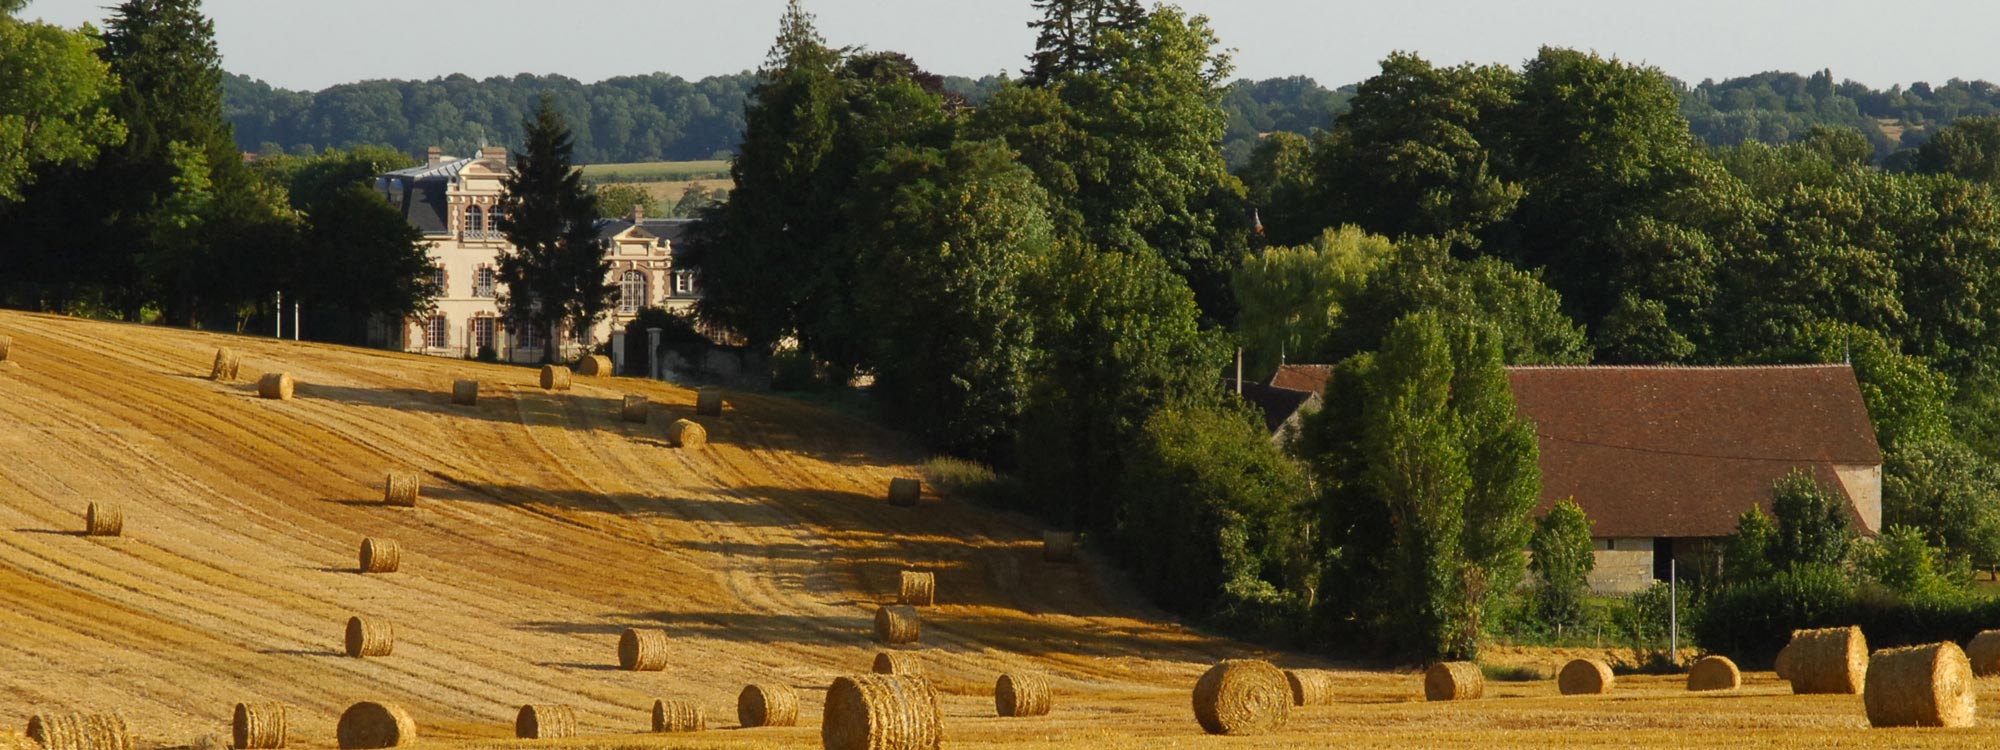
427 479 805 529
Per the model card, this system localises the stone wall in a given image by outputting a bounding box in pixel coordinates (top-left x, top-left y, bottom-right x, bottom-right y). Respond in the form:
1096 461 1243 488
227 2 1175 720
1589 537 1655 595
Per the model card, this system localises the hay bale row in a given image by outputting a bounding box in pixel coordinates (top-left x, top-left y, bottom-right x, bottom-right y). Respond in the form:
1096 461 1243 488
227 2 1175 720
995 672 1052 718
258 372 294 400
822 674 942 750
358 538 400 574
668 418 706 448
1192 659 1289 736
382 472 420 508
1042 532 1077 563
1284 669 1335 707
336 702 414 749
85 503 121 537
872 651 923 677
1787 626 1867 695
875 606 920 644
621 395 649 423
577 354 612 377
514 704 576 740
897 571 935 607
887 478 922 508
1865 642 1975 728
26 713 131 750
651 699 704 733
696 388 724 416
1964 629 2000 676
211 348 240 381
738 683 799 728
345 616 392 658
539 365 571 391
1558 659 1613 695
450 380 478 406
1687 655 1741 692
619 628 668 671
1424 661 1483 701
232 702 286 749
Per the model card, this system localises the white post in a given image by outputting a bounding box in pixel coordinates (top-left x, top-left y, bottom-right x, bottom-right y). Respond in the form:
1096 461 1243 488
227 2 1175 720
293 303 301 341
1669 558 1679 666
274 291 282 338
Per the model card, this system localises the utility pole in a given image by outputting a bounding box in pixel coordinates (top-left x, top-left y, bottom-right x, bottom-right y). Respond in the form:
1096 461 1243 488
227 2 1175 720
1669 559 1679 666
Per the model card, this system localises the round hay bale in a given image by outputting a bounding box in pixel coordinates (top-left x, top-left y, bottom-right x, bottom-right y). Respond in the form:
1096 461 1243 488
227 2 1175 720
821 674 942 750
875 605 921 644
450 380 478 406
577 354 612 377
1866 642 1975 728
345 616 392 658
651 700 705 733
358 538 400 574
382 472 419 508
897 571 935 607
1283 669 1335 707
232 702 286 750
695 388 724 416
1964 629 2000 676
1775 637 1797 681
620 395 649 423
1042 531 1077 563
737 683 799 728
257 372 294 400
211 348 240 381
668 418 706 448
1192 659 1289 735
1557 659 1613 695
995 672 1052 718
1787 626 1867 694
1687 655 1741 692
335 702 414 749
85 503 122 537
873 651 924 677
539 365 571 391
27 712 131 750
887 478 922 507
619 627 668 671
514 704 576 740
1424 661 1483 701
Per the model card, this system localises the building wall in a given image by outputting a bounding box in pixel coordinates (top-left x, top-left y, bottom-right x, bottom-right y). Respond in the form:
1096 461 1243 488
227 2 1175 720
1589 537 1656 595
1834 463 1884 534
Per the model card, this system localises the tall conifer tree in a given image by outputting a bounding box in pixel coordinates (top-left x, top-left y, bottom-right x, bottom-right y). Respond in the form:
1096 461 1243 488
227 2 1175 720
496 95 613 363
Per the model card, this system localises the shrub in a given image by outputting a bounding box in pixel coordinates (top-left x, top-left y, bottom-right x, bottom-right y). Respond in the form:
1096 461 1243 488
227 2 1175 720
1691 563 1854 665
918 457 1024 508
1720 506 1777 586
476 344 498 362
1611 581 1697 670
1527 498 1594 636
1771 469 1851 568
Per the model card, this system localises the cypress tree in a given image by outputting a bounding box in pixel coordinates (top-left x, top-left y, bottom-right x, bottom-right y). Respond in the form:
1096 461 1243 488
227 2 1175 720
495 94 614 363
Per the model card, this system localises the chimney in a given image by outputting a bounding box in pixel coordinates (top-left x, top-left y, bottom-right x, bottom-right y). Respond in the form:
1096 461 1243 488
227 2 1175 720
481 145 508 165
426 146 443 167
631 202 645 223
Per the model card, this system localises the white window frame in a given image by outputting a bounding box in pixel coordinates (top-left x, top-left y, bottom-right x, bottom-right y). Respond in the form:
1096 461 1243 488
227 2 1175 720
619 271 647 315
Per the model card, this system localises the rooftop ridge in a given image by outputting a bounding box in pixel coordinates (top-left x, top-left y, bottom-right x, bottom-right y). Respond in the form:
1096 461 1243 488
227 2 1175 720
1505 363 1851 371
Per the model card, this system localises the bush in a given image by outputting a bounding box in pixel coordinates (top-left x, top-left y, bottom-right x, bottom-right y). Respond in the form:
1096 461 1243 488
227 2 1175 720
1691 563 1855 666
918 457 1025 509
1117 403 1314 636
1611 581 1697 670
476 344 498 363
1527 498 1595 636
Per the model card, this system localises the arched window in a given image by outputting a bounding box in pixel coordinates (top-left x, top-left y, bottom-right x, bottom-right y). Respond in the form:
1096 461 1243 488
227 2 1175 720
486 207 503 232
619 270 647 314
465 206 484 239
426 314 449 349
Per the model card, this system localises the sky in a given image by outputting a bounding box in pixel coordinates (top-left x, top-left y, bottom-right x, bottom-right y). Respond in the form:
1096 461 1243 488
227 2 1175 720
18 0 2000 92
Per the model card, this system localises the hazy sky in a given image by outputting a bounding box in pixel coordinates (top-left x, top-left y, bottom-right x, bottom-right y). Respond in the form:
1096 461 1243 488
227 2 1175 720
18 0 2000 92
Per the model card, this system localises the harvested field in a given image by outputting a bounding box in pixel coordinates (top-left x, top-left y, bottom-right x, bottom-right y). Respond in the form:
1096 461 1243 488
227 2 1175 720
11 310 2000 749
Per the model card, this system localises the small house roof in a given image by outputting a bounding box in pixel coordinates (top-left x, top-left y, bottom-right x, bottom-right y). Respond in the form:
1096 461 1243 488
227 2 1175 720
1507 364 1883 538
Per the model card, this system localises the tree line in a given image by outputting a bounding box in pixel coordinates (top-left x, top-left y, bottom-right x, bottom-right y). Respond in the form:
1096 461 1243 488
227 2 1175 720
698 0 2000 663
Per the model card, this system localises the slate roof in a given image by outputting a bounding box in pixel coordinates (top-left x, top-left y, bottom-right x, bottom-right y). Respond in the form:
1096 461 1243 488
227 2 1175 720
1506 365 1883 539
378 157 472 237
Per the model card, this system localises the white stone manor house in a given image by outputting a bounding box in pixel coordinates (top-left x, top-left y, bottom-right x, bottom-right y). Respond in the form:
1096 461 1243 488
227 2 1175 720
368 146 702 366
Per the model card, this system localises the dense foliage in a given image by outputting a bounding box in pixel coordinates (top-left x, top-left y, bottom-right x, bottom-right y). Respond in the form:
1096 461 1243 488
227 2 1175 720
495 96 616 363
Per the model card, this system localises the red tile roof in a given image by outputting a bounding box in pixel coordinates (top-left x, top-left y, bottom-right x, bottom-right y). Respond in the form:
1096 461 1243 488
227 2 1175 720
1267 364 1333 394
1506 365 1882 539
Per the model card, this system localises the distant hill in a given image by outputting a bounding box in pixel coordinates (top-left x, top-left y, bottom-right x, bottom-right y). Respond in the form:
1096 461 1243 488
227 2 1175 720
223 68 2000 167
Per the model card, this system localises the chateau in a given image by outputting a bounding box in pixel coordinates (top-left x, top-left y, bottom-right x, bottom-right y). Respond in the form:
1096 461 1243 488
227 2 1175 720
369 147 700 367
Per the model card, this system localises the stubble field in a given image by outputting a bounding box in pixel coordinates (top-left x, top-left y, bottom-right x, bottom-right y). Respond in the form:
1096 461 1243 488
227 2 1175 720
0 310 1996 749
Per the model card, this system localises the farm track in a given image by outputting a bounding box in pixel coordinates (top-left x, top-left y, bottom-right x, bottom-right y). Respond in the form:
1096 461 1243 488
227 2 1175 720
10 310 2000 750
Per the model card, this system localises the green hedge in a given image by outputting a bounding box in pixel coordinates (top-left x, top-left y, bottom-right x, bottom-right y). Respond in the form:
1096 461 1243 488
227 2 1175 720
1691 564 1999 666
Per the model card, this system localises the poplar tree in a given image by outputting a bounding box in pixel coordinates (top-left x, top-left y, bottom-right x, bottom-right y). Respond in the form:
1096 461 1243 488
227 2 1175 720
496 94 613 363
